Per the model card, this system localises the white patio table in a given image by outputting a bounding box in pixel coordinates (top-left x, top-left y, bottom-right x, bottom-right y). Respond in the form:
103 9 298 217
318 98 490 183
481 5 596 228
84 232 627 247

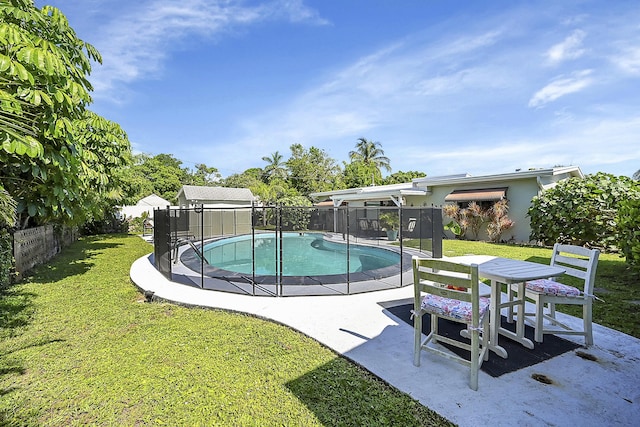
451 256 566 359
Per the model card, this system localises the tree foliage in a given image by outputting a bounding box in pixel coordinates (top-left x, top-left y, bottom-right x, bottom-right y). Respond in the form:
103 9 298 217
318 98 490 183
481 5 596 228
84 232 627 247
0 187 16 226
118 154 219 204
261 151 288 182
528 173 640 249
287 143 342 195
349 137 391 174
278 195 311 231
617 197 640 270
342 138 395 188
342 160 381 188
0 0 132 228
221 168 264 191
383 170 426 185
187 163 220 186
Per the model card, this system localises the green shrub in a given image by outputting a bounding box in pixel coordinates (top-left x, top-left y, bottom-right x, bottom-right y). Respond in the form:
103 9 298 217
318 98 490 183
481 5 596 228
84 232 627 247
529 173 640 249
279 196 312 231
617 197 640 270
81 212 128 235
0 227 14 287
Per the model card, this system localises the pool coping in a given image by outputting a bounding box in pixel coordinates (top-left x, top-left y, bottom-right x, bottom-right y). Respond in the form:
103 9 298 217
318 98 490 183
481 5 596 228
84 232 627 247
173 232 422 295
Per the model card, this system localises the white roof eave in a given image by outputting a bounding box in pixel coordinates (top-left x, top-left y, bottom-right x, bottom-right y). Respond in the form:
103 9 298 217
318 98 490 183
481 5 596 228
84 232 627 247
330 189 427 202
412 166 583 188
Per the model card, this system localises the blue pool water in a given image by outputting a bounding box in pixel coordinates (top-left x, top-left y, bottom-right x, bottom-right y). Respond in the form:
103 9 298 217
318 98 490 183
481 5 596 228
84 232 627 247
201 233 400 276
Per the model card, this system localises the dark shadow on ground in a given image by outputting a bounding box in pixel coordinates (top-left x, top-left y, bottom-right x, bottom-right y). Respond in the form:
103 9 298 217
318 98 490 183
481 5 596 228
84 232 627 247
26 235 123 284
285 357 453 426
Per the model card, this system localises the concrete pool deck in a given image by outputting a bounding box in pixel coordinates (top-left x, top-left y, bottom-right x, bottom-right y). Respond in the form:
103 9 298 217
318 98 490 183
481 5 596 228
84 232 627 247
130 250 640 426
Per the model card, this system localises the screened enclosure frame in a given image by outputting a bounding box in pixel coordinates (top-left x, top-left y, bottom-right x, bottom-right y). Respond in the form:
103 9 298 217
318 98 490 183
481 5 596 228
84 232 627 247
153 205 442 297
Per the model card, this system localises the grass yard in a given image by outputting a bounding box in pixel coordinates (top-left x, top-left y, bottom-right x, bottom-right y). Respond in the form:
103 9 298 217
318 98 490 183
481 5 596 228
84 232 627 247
0 234 452 427
405 239 640 338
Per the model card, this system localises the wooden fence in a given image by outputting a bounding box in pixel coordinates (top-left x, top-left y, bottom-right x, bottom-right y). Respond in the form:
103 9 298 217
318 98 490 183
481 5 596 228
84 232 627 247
13 225 78 276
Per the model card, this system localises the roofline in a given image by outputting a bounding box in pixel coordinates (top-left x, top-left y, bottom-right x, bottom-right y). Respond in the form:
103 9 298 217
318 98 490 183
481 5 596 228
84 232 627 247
309 183 422 199
310 166 583 200
412 166 583 187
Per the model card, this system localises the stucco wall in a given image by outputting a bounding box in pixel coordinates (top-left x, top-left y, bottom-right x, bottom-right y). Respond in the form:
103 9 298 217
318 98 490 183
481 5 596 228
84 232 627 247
405 179 540 243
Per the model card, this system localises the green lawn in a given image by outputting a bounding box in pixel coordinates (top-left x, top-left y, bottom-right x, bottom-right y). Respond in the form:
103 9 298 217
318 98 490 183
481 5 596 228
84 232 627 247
3 235 637 426
0 234 451 427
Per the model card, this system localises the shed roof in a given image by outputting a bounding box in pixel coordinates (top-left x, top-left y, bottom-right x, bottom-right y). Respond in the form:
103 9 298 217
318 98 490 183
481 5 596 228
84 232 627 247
136 194 171 207
177 185 254 202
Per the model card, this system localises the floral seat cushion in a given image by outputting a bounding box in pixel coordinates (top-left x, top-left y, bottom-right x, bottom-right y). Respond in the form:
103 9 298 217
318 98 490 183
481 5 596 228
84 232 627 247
525 279 580 297
420 295 490 322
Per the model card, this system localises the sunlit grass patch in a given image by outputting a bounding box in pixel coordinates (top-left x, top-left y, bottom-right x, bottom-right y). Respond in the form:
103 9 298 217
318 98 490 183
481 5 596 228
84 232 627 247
0 234 452 426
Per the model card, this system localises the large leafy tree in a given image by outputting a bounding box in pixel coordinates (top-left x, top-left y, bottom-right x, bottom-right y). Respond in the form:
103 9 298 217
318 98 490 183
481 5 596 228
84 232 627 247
71 111 131 223
119 154 220 205
0 0 131 227
286 143 342 196
120 153 190 204
222 167 264 189
188 163 220 186
342 160 381 188
222 167 294 206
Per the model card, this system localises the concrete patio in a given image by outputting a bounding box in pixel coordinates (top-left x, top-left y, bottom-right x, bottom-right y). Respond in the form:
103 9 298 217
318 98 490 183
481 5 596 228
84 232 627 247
130 251 639 426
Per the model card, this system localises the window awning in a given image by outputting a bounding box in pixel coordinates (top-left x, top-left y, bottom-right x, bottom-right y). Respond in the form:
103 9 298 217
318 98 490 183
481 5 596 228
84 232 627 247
444 187 508 202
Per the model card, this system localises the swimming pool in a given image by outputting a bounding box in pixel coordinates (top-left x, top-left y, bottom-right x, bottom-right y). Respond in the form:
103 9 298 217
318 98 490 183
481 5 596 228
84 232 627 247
179 232 409 285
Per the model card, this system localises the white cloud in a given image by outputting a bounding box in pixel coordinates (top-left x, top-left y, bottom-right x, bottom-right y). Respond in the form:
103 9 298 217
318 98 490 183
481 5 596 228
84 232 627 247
528 70 594 108
611 45 640 75
228 28 512 156
89 0 326 98
546 29 586 65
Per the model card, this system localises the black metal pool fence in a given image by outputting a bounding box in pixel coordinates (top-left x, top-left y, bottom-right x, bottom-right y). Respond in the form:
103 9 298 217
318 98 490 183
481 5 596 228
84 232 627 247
153 205 443 297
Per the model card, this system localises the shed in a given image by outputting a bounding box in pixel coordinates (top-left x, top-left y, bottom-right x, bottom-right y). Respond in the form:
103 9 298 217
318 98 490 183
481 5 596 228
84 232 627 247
176 185 254 208
119 194 171 219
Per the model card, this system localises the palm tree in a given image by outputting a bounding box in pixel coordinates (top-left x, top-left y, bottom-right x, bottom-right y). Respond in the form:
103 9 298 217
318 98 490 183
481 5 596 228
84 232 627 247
261 151 288 182
349 137 391 174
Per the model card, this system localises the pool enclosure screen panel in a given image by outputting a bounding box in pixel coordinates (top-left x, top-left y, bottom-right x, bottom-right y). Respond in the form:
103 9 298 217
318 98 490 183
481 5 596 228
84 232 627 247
153 208 172 279
155 205 442 296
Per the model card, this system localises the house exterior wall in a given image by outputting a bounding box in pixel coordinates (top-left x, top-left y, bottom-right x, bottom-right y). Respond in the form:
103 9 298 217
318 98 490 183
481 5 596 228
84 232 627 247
404 179 539 242
311 167 581 244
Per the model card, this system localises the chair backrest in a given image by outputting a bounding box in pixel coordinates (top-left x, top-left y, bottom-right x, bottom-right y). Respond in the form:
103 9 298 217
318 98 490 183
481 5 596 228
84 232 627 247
550 244 600 295
407 218 417 233
413 257 481 318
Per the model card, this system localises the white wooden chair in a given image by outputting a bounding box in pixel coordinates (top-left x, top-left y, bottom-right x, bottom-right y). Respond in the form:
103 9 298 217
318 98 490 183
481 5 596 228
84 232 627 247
507 243 600 345
412 257 490 390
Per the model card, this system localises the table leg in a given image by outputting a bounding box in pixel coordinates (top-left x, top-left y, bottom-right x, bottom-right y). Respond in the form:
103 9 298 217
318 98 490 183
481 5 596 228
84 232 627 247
516 282 526 340
489 279 508 358
497 282 534 350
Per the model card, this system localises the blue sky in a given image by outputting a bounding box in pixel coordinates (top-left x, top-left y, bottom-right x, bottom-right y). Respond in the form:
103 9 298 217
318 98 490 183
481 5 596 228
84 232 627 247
37 0 640 179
